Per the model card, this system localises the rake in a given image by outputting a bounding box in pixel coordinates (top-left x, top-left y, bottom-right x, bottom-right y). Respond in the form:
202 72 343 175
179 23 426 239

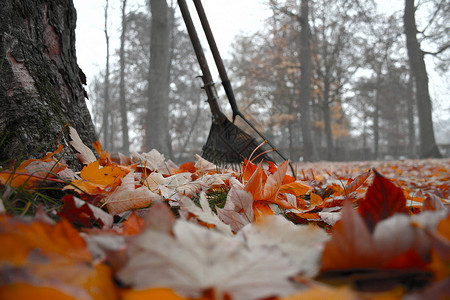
178 0 294 174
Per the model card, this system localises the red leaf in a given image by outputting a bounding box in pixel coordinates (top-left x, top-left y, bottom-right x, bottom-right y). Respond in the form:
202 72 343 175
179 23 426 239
358 170 409 231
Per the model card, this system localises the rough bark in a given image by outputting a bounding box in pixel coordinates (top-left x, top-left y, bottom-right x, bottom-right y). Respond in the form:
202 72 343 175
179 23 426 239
403 0 441 158
298 0 317 161
145 0 170 155
119 0 130 155
0 0 96 169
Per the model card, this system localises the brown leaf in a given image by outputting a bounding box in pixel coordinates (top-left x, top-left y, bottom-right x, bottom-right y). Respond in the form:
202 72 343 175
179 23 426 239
321 200 382 271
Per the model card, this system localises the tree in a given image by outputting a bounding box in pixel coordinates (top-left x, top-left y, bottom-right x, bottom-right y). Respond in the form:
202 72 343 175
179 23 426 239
404 0 442 158
146 0 170 155
298 0 318 161
119 0 130 155
102 0 112 150
0 0 96 168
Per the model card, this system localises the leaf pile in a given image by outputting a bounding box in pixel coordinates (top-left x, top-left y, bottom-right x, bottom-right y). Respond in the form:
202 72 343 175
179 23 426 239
0 127 449 299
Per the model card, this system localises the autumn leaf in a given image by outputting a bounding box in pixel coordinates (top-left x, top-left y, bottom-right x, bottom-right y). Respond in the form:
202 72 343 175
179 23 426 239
117 220 301 300
65 160 129 197
58 194 113 228
344 170 371 195
358 169 409 231
0 215 116 300
320 200 382 271
103 171 160 215
180 191 233 236
216 186 254 232
69 126 97 164
238 215 329 277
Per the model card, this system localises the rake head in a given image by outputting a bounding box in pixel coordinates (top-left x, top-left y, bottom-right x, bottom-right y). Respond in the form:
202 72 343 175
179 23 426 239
202 117 273 165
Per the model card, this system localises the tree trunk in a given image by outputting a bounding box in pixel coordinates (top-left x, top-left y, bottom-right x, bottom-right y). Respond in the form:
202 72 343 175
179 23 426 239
0 0 96 169
119 0 130 155
145 0 170 155
403 0 441 158
298 0 317 162
406 74 416 158
102 0 111 150
322 77 334 160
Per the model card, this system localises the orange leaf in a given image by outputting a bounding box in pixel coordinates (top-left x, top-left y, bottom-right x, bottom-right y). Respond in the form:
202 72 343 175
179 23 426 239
358 170 409 232
121 212 145 235
244 161 266 199
0 215 116 300
0 282 78 300
120 287 188 300
263 160 289 201
253 201 274 220
280 181 312 197
310 193 323 207
345 170 371 195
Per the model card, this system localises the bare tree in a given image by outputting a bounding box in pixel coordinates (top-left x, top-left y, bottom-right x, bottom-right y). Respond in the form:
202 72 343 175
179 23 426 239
119 0 130 154
102 0 111 150
404 0 441 158
146 0 170 155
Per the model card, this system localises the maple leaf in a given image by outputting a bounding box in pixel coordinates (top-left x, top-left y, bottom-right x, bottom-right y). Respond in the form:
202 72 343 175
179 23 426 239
103 171 160 215
358 169 409 232
132 149 175 175
238 215 329 277
216 186 254 232
0 215 116 300
64 160 129 197
117 220 301 300
180 192 233 236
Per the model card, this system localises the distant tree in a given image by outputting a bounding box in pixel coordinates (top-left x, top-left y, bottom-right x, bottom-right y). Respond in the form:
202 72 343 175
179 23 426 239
0 0 96 168
404 0 442 158
102 0 112 150
119 0 130 155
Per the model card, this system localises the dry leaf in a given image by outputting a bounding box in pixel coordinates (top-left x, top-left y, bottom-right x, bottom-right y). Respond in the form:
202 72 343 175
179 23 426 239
216 187 254 232
69 126 97 164
180 192 233 236
117 220 301 300
238 215 330 277
104 171 160 215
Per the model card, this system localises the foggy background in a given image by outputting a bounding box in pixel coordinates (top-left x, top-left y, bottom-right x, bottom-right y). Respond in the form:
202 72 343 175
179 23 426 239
73 0 450 162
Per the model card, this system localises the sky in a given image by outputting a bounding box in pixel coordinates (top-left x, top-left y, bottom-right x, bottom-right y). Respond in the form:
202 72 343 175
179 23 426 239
73 0 449 143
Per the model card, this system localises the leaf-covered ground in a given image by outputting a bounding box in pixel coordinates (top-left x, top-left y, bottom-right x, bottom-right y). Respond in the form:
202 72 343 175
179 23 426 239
0 127 449 299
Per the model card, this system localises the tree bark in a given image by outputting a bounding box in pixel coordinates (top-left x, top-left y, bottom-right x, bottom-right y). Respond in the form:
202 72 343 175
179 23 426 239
119 0 130 155
145 0 170 155
298 0 318 161
404 0 441 158
0 0 96 168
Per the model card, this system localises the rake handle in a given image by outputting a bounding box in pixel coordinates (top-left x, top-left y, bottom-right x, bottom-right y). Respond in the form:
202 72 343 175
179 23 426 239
192 0 296 176
177 0 224 123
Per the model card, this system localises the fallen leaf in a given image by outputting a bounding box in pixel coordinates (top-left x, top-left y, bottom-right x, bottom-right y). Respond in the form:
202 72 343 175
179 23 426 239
180 192 233 236
238 215 329 277
358 170 409 231
321 200 382 271
103 171 160 215
216 187 254 232
69 126 97 164
117 220 301 300
58 194 113 228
